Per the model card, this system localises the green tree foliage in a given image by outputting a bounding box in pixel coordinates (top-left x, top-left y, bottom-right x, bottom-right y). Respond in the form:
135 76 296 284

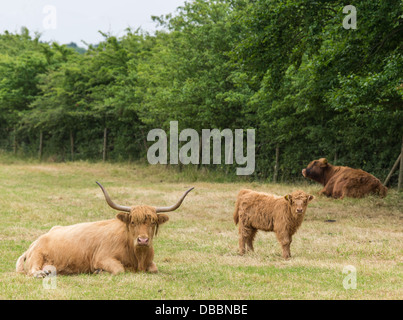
0 0 401 184
231 0 403 180
136 0 245 132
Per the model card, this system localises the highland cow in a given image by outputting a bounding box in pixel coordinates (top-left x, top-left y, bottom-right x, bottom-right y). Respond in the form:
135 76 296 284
302 158 387 199
233 189 314 259
16 183 194 277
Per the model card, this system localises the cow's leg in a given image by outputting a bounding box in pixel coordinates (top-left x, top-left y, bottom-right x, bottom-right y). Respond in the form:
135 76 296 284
238 224 252 255
319 187 332 197
134 247 155 272
339 183 354 199
238 237 246 255
276 232 292 259
27 252 46 278
332 186 343 199
319 188 327 196
245 228 257 252
239 225 255 255
147 262 158 273
237 222 246 255
94 258 125 275
93 269 103 274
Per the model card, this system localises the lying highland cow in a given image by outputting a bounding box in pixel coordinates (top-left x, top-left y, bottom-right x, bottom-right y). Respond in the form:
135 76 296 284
234 189 314 259
16 183 194 277
302 158 387 199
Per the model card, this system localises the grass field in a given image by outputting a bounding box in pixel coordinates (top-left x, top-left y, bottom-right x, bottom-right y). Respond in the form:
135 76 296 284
0 156 402 300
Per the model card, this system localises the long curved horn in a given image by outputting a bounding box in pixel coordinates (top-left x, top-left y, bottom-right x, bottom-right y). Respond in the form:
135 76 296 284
155 187 194 213
96 182 131 212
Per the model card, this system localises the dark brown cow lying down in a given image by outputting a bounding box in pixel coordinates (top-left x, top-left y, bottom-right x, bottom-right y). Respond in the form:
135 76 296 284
16 183 194 277
302 158 387 199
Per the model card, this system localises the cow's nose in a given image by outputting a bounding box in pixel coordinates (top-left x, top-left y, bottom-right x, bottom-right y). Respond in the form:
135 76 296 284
302 169 306 177
297 208 303 213
137 237 149 245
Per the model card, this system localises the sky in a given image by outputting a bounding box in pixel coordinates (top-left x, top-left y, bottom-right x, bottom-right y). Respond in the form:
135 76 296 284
0 0 187 46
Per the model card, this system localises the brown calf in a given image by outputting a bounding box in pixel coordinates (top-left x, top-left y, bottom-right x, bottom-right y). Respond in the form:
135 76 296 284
302 158 387 199
234 189 314 259
16 183 194 277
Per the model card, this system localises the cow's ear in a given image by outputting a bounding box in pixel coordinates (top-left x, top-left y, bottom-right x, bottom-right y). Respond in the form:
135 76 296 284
284 194 292 202
308 195 315 202
319 158 328 167
157 214 169 225
116 212 130 224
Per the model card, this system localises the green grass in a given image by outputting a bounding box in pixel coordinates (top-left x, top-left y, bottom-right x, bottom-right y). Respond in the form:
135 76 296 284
0 158 402 299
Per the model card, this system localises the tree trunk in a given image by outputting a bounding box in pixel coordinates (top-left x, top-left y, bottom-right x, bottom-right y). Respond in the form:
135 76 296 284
103 127 108 162
398 136 403 192
38 131 43 161
140 128 148 154
384 153 402 186
70 130 74 161
13 126 17 155
273 144 279 183
197 136 202 170
61 147 65 162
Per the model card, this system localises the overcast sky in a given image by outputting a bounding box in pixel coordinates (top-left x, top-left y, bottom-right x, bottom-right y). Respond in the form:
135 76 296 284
0 0 187 46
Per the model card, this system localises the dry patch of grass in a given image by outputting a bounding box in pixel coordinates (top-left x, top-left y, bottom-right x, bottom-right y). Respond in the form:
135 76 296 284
0 160 402 299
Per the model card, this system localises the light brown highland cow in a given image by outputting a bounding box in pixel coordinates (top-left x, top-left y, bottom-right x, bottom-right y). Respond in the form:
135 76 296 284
16 183 194 277
234 189 314 259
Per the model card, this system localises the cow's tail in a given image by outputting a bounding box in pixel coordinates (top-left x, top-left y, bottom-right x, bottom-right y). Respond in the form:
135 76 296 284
233 191 244 225
16 251 27 274
233 202 239 225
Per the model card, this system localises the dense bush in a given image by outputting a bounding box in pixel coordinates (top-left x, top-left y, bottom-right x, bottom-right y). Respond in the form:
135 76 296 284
0 1 402 184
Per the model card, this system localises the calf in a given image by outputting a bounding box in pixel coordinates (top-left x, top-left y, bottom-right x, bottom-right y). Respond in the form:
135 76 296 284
302 158 387 199
16 183 194 277
234 189 314 259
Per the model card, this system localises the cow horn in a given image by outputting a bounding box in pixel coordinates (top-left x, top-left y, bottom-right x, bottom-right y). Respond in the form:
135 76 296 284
96 182 131 212
155 187 194 213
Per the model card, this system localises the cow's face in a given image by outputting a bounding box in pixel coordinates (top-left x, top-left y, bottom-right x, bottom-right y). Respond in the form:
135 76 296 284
285 191 314 216
302 158 328 183
96 182 193 248
117 206 169 248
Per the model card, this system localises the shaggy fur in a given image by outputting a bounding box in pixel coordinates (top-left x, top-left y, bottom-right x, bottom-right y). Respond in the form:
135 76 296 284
302 158 387 199
16 206 169 277
234 189 314 259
